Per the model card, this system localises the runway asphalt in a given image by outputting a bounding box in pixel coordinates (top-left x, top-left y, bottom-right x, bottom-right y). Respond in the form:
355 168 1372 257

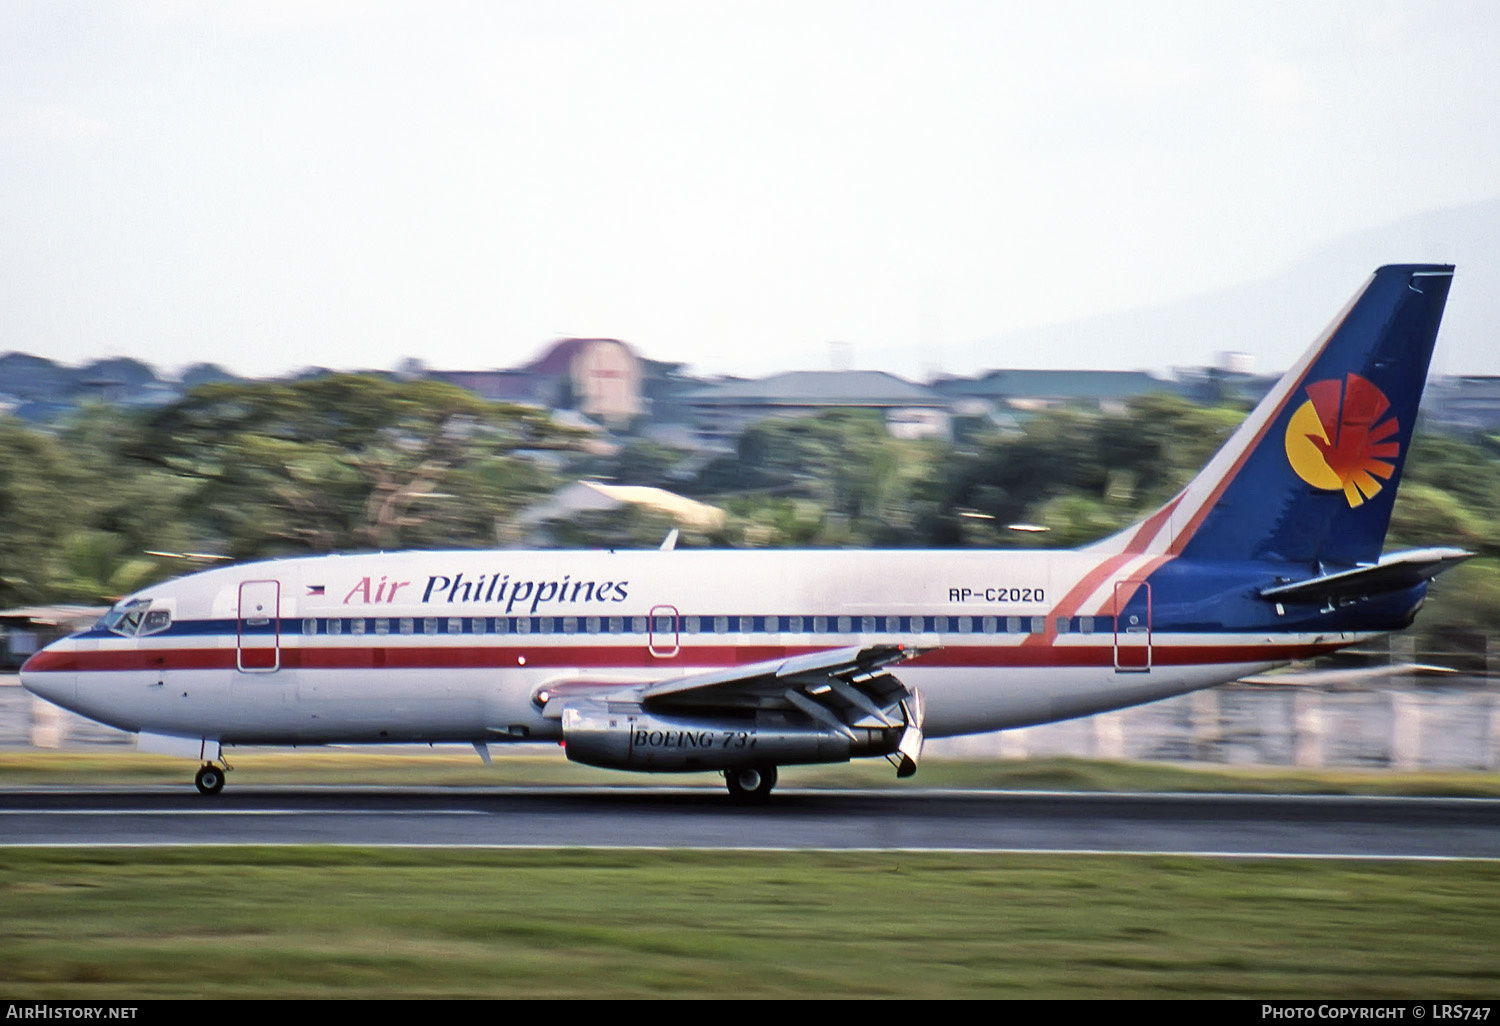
3 786 1498 858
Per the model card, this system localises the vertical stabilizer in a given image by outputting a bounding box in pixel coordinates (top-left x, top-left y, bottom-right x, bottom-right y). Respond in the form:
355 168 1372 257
1090 264 1454 567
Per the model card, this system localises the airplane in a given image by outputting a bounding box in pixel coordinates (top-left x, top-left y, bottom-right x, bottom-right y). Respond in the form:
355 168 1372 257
20 264 1470 800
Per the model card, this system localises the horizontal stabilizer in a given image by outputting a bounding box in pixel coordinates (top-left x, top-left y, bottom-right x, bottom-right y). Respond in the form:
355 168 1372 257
1238 663 1460 686
1259 547 1472 605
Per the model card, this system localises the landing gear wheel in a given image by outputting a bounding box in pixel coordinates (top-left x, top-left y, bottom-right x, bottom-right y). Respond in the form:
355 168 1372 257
725 764 777 802
194 764 225 796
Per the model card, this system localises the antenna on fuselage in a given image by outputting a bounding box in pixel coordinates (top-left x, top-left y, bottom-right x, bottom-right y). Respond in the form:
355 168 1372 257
659 529 680 551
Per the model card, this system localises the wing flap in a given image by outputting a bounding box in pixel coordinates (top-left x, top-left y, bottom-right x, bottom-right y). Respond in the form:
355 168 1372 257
640 643 922 706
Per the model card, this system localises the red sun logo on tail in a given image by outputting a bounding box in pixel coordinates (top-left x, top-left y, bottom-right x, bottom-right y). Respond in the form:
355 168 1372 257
1283 374 1400 507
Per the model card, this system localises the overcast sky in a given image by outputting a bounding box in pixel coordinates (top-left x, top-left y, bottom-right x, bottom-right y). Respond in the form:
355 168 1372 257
2 0 1497 380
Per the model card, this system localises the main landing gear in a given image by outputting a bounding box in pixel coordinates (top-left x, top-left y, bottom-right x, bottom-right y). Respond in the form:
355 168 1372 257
724 764 777 803
194 762 228 795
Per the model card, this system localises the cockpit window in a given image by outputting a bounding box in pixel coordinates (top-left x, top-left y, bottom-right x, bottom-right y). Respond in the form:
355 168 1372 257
140 609 172 636
97 598 171 637
97 599 143 634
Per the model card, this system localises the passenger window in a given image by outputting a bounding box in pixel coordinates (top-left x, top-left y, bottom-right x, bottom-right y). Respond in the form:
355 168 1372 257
302 618 317 635
328 618 343 636
423 617 438 635
1030 617 1045 634
1079 616 1094 634
351 618 366 635
448 618 462 634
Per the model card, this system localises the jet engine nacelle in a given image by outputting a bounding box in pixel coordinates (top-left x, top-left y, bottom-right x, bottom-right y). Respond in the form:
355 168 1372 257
559 702 898 772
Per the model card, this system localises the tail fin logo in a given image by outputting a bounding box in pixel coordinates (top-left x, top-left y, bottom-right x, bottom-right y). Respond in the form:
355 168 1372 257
1283 374 1400 507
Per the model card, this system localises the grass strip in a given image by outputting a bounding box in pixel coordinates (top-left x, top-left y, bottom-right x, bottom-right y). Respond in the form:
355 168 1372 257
2 848 1497 999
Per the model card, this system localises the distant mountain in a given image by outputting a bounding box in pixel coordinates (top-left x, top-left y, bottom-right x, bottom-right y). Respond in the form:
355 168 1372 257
0 352 73 399
0 352 188 421
77 356 160 389
179 363 241 388
955 195 1500 378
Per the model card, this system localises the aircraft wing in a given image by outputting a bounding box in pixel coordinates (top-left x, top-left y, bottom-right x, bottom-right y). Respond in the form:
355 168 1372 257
640 643 920 706
538 642 932 776
1259 547 1472 605
644 642 930 776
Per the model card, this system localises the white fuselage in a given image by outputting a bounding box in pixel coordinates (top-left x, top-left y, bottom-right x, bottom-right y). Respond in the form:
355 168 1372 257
21 546 1362 749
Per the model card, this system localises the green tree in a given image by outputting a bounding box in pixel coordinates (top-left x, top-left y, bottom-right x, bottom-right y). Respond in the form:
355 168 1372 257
610 439 695 488
47 530 161 603
126 376 580 558
1391 433 1500 557
0 418 81 605
923 396 1245 547
691 411 942 545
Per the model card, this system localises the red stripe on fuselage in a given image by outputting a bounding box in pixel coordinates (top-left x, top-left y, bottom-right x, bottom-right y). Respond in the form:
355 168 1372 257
29 640 1341 673
1019 550 1138 649
1124 493 1183 552
1099 553 1174 617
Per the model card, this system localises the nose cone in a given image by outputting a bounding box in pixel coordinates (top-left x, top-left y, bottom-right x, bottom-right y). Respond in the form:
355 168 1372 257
19 646 77 708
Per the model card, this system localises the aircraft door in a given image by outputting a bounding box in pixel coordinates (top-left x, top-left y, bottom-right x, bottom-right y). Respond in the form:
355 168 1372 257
648 604 680 659
1112 581 1151 673
237 580 282 673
